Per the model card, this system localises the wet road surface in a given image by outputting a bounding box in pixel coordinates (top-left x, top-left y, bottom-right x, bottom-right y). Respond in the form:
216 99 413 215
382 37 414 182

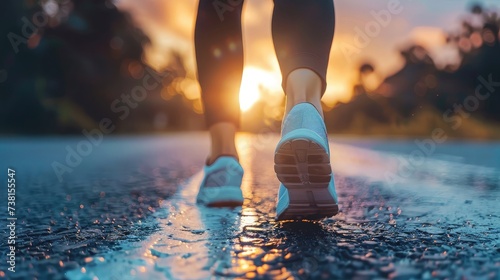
1 133 499 279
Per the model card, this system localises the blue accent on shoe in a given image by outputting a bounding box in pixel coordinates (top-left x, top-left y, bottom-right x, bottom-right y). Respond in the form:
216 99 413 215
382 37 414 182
275 103 338 220
280 102 329 153
197 156 244 207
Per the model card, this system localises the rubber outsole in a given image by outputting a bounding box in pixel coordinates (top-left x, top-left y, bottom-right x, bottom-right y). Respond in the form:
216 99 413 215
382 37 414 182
206 201 243 208
275 138 338 220
196 186 243 208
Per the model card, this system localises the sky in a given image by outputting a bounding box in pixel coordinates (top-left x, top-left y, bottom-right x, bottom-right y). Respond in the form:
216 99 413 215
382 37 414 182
116 0 499 111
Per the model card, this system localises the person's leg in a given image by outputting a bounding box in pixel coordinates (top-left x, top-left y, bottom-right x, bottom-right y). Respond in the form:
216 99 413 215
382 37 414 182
272 0 335 118
195 0 245 207
285 69 324 118
272 0 338 220
195 0 245 164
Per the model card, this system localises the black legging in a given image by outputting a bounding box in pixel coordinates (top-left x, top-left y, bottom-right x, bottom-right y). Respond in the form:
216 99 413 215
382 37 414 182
195 0 335 128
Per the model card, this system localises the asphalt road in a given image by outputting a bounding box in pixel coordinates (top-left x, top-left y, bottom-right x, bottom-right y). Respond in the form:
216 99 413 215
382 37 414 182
1 133 499 279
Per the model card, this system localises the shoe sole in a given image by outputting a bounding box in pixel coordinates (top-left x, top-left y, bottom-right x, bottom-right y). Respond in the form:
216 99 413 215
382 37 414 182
274 138 338 220
197 186 243 208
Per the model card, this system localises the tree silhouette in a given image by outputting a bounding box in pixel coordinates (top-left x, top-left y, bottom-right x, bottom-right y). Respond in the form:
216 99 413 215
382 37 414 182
325 4 500 136
0 0 200 134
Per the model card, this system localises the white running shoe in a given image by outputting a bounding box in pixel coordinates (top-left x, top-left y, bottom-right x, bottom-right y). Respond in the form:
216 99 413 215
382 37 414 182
196 156 244 207
274 103 338 220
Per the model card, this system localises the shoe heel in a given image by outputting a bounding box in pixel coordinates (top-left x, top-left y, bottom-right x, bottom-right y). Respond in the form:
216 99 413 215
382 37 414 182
274 138 331 188
275 138 338 220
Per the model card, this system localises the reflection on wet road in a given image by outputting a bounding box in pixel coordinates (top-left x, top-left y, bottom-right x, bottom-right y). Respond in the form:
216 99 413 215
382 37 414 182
1 134 499 279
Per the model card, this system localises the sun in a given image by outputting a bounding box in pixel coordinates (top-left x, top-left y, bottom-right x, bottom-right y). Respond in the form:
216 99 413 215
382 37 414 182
239 67 282 112
239 69 261 112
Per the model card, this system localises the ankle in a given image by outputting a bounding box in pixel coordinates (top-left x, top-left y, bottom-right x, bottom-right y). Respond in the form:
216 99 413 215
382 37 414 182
208 147 239 163
207 153 239 166
285 69 324 118
208 122 239 164
285 98 324 119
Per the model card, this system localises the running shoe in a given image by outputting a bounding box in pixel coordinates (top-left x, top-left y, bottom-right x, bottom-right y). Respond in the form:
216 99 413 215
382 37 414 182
197 156 244 207
274 102 338 220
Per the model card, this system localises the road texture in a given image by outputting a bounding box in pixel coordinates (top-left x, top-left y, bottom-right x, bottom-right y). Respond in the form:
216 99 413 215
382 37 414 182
0 133 499 279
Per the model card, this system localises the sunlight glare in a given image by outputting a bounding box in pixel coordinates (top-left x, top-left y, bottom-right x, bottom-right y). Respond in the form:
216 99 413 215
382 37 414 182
239 67 282 112
323 82 350 108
